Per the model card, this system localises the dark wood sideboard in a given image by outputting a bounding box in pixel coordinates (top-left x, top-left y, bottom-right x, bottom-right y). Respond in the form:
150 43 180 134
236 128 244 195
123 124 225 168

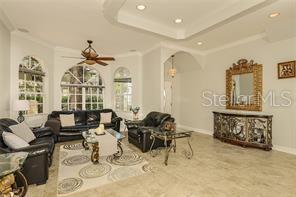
213 111 273 150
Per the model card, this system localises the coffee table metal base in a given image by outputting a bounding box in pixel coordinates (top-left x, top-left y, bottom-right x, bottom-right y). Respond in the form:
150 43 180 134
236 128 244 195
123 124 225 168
82 140 100 164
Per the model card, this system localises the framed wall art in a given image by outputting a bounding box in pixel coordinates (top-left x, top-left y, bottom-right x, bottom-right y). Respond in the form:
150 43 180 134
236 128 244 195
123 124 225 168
278 61 296 79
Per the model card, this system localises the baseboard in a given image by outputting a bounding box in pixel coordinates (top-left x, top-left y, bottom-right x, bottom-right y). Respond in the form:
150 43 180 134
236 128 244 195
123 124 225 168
177 124 296 156
177 124 213 136
273 145 296 155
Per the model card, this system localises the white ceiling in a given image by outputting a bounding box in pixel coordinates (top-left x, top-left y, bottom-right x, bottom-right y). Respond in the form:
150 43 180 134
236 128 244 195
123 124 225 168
0 0 295 55
116 0 267 39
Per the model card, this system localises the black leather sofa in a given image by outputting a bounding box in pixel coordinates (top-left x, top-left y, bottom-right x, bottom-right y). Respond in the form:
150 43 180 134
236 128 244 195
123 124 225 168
0 118 55 185
127 112 174 152
45 109 122 142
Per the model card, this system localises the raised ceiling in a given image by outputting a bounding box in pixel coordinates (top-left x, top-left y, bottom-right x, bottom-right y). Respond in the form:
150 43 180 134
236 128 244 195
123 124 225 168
114 0 268 39
0 0 295 55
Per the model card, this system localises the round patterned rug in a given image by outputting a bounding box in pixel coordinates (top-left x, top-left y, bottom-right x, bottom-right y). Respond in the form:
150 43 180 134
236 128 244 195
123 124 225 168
63 143 84 150
106 150 143 166
79 163 112 179
62 155 90 166
108 167 143 181
142 163 157 173
58 177 83 195
59 151 68 160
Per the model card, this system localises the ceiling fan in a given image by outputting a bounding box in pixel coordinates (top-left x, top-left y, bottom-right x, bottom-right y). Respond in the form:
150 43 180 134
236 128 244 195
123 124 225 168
62 40 115 66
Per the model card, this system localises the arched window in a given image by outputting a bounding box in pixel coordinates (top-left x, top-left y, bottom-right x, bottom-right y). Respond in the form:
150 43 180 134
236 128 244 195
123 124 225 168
61 65 104 111
19 56 45 115
114 67 132 111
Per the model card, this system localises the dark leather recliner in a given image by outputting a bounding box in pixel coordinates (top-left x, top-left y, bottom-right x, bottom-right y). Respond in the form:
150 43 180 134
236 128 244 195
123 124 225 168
127 112 175 152
0 118 55 185
45 109 122 142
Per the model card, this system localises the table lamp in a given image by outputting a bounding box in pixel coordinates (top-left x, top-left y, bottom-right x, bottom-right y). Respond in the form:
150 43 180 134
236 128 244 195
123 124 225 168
13 100 29 123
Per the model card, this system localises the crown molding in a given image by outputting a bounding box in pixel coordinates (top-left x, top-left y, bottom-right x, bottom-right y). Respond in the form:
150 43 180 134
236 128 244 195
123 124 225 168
0 7 15 31
12 30 53 49
160 42 205 56
204 33 267 55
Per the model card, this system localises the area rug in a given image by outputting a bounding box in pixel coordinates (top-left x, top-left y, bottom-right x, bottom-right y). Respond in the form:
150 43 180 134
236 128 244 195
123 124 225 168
57 143 150 196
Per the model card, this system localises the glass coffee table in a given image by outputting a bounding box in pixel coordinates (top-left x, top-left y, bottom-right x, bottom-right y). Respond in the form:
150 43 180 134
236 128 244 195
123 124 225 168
82 129 125 164
149 129 194 165
0 152 28 197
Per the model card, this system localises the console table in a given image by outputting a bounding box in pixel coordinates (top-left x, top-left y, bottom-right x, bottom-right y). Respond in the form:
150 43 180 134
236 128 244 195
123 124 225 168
213 111 273 150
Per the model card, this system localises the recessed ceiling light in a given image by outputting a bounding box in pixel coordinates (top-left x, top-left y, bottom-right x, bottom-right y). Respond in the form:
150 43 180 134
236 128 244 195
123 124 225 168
136 4 146 10
174 18 183 24
18 28 29 33
269 12 280 18
197 42 203 46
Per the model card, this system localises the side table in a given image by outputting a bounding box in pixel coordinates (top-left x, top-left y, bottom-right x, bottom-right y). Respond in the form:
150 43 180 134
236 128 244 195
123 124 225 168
149 129 194 165
0 152 28 197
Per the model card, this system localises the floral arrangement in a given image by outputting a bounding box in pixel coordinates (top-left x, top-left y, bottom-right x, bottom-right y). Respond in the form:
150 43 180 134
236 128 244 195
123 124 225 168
130 106 140 120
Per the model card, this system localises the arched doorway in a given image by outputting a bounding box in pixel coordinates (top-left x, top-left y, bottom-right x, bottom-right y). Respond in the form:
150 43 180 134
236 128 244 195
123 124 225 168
163 51 201 123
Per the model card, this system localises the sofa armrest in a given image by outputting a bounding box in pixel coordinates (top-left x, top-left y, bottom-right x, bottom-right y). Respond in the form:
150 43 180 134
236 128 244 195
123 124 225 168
45 119 61 135
138 126 155 134
12 143 49 153
33 127 54 138
126 120 143 129
111 117 123 123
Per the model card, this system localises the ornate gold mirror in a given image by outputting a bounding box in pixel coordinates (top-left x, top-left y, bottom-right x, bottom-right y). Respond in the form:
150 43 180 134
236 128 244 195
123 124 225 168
226 59 263 111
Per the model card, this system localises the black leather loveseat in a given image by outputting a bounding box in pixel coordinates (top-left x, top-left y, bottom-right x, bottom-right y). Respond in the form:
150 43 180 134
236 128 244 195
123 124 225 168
126 112 174 152
0 118 55 185
45 109 122 142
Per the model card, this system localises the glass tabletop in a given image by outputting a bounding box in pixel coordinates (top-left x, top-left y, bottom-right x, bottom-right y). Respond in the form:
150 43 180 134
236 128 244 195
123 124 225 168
82 130 98 144
106 129 125 141
0 152 28 177
151 128 193 137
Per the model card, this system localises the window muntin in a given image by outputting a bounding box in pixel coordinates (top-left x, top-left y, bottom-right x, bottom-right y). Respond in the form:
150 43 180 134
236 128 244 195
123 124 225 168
114 67 132 112
19 56 45 115
61 66 104 111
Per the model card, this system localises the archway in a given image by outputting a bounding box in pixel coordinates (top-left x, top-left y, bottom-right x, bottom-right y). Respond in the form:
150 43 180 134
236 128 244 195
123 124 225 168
162 51 201 124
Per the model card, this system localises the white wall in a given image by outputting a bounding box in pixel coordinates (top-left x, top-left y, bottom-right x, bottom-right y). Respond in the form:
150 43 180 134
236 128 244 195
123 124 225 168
142 48 163 115
0 20 10 117
10 32 54 126
175 37 296 153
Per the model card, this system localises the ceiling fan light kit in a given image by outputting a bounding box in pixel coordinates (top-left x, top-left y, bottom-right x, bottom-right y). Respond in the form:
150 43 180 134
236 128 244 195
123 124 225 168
63 40 115 66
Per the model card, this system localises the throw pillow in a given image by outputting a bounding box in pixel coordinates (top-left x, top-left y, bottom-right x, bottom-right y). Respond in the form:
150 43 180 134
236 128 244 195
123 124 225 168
9 122 36 143
2 132 30 149
60 114 75 127
100 112 112 124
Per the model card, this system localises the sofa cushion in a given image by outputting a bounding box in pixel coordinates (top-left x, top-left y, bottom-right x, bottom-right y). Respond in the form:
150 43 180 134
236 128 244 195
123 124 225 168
74 111 87 125
61 124 90 132
86 110 100 124
2 132 30 149
100 112 112 124
9 122 36 143
60 114 75 127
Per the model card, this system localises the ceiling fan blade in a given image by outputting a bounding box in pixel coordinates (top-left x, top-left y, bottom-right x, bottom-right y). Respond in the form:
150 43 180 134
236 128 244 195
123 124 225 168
96 60 108 66
96 57 115 61
61 56 84 59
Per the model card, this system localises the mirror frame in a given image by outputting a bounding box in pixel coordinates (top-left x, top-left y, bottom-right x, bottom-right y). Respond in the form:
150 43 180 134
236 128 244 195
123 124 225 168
226 59 263 111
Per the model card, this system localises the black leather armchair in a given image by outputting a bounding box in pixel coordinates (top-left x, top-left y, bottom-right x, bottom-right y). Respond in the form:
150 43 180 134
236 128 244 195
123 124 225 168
127 112 175 152
0 118 55 185
46 109 123 142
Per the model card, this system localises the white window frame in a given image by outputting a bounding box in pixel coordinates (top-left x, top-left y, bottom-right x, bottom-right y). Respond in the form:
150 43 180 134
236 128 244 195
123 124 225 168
19 56 45 115
114 67 132 112
61 65 104 111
